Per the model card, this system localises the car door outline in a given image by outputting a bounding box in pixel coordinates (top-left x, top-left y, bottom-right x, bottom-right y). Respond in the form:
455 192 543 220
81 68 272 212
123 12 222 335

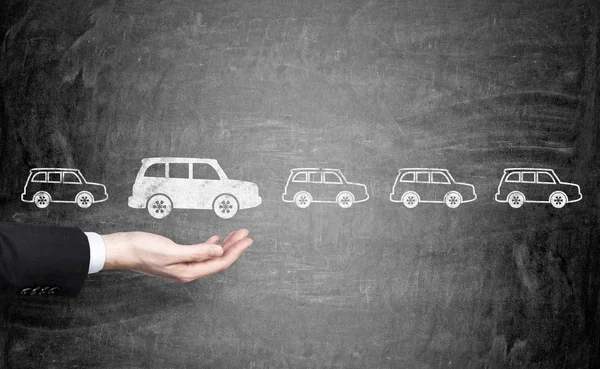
501 171 521 199
61 171 83 201
519 171 539 201
141 162 169 206
47 171 63 200
190 161 226 209
430 170 451 202
307 171 324 201
414 171 432 201
499 171 517 199
392 170 416 201
322 171 343 201
534 170 558 201
535 171 558 201
396 171 415 197
163 162 193 209
28 171 47 199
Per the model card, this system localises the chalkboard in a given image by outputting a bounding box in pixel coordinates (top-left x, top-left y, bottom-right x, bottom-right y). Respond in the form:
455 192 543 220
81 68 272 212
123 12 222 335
1 0 600 368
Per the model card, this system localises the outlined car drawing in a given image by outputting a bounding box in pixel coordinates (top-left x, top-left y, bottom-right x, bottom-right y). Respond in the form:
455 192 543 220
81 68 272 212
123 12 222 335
282 168 369 208
389 168 477 209
494 168 582 209
128 157 262 219
21 168 108 209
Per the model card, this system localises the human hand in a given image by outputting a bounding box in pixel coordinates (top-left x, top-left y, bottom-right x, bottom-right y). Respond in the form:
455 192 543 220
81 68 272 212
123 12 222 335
101 229 252 282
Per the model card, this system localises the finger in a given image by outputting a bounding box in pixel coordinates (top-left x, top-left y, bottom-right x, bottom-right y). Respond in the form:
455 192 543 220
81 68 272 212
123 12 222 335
179 237 253 280
205 235 220 244
220 230 236 248
223 228 249 248
166 243 224 264
222 228 249 250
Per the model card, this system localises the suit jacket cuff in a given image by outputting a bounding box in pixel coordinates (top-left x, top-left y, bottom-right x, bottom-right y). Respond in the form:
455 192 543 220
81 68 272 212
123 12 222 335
0 222 90 297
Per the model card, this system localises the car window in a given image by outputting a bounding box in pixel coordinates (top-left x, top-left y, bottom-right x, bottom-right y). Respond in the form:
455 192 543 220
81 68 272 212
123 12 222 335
292 172 307 183
431 172 450 184
309 172 322 183
63 172 81 184
537 172 555 184
31 172 46 183
399 172 414 182
48 172 61 183
169 163 190 179
324 172 342 184
505 172 520 182
144 163 166 178
522 172 535 183
416 172 430 183
192 163 220 180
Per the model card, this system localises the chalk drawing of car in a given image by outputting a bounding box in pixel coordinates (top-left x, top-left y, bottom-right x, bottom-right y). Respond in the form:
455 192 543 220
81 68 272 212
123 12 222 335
21 168 108 209
128 157 262 219
494 168 582 209
389 168 477 209
282 168 369 208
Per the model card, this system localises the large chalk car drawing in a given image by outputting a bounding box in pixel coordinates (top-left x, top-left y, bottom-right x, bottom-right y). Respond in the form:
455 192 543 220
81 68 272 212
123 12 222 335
389 168 477 209
494 168 582 209
282 168 369 208
128 157 262 219
21 168 108 209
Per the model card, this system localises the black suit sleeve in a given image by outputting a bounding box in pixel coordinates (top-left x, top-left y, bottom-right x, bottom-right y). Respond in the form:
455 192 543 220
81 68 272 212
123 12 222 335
0 222 90 297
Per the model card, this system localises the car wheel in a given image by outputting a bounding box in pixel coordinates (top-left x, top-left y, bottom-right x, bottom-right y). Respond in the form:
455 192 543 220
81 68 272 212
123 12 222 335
294 191 312 209
33 191 51 209
213 194 239 219
507 191 525 209
336 191 354 208
147 194 172 219
550 191 568 209
402 191 419 209
75 191 94 209
444 191 462 209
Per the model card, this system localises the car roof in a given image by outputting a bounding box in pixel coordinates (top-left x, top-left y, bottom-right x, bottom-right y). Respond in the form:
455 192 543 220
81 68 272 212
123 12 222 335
30 168 80 172
141 157 219 165
290 168 342 172
503 168 556 172
397 168 450 172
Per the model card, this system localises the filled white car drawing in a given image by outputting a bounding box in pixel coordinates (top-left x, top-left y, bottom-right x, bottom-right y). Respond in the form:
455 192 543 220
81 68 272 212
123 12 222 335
128 158 262 219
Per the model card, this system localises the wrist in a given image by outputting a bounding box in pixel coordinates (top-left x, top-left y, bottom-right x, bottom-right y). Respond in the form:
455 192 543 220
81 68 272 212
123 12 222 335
101 232 133 270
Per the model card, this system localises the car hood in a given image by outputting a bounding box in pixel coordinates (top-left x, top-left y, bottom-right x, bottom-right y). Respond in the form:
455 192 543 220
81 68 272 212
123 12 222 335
456 182 475 190
86 181 107 189
558 181 580 188
221 179 258 190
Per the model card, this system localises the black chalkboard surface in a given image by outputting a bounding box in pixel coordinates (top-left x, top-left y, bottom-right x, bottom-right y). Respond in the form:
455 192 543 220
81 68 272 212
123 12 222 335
1 0 599 368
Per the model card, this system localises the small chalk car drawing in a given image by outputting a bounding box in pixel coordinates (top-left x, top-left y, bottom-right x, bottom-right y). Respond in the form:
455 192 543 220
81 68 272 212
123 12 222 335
282 168 369 208
21 168 108 209
389 168 477 209
494 168 582 209
128 157 262 219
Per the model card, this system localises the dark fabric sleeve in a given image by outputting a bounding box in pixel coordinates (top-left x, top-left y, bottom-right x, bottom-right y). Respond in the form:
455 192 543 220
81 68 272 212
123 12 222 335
0 222 90 297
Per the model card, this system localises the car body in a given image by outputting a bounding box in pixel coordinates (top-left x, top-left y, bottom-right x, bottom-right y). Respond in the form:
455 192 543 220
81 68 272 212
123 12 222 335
494 168 582 208
389 168 477 208
282 168 369 208
128 157 262 219
21 168 108 209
